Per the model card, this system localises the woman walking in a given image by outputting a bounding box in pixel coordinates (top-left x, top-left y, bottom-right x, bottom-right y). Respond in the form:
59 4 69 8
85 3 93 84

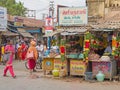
17 43 22 61
3 40 16 78
27 40 38 75
21 41 28 61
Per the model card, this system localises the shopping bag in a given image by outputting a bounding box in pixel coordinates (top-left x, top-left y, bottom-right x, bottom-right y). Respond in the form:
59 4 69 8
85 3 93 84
26 51 34 59
3 53 10 61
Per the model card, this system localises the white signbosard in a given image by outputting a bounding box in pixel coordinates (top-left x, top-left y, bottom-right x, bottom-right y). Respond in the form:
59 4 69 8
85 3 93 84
0 6 7 31
58 7 88 26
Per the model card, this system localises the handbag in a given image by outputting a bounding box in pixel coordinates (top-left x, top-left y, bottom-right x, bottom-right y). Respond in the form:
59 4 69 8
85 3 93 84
26 51 34 59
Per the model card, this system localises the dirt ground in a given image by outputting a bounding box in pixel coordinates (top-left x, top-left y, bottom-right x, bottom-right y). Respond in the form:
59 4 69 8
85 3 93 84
0 61 120 90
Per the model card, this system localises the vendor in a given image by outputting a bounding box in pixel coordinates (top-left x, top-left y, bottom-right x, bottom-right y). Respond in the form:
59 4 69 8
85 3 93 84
104 42 112 54
94 41 105 56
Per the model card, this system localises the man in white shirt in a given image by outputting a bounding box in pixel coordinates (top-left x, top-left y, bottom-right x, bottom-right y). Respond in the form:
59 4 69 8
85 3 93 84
36 41 44 62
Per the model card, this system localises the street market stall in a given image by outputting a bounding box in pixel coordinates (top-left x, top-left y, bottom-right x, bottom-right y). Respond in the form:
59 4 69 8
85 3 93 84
87 30 117 80
59 26 91 76
42 30 66 75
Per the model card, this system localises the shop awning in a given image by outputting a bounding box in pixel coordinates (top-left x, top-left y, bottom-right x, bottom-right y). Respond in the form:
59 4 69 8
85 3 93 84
59 28 88 35
17 28 34 38
26 29 41 33
2 30 19 36
91 24 120 30
43 28 89 37
65 29 87 33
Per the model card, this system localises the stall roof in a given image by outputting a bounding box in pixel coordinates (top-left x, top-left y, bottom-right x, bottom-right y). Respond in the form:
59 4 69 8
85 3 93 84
43 27 90 37
17 28 34 38
91 24 120 30
2 30 19 36
7 14 44 28
91 11 120 30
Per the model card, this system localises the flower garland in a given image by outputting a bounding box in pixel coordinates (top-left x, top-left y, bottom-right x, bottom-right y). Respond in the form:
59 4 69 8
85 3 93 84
84 31 91 63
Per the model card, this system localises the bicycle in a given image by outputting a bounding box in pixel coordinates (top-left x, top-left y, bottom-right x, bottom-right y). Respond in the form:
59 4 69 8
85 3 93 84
25 59 42 70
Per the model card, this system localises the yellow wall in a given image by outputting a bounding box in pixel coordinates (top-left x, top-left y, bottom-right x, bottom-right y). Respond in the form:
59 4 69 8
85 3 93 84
87 0 105 17
87 0 120 18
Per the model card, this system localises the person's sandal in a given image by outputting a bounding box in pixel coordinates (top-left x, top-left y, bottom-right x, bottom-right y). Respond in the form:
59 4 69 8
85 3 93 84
3 74 7 77
13 76 16 79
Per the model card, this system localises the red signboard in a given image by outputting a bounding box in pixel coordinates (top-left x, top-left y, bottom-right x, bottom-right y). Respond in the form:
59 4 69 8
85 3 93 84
45 17 53 30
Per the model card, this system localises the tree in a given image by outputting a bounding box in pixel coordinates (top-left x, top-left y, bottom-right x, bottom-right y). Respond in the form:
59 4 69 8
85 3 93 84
0 0 27 16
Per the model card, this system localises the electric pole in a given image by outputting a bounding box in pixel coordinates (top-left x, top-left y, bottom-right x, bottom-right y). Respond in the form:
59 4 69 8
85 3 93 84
49 1 54 18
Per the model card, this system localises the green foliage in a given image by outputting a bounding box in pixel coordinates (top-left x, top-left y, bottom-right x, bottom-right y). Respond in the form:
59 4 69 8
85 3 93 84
0 0 27 16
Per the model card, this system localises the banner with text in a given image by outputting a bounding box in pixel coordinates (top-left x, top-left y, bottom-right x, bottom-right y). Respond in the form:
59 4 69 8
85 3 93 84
0 7 7 31
14 17 24 27
58 7 88 26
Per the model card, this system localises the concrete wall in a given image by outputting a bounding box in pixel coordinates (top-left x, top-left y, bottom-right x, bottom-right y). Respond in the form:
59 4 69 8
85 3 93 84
87 1 105 17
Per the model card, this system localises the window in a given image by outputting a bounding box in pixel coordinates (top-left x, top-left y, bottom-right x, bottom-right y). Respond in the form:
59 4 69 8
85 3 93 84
117 4 119 7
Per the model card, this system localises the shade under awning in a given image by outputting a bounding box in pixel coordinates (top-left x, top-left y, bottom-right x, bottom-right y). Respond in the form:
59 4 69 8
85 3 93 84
17 28 34 38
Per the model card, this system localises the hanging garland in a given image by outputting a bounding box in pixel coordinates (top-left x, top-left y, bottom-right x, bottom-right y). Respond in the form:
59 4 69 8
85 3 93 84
84 31 91 63
60 39 66 62
113 32 120 60
112 32 117 56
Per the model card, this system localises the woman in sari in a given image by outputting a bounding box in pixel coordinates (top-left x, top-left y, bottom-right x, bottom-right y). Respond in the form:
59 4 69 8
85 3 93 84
21 41 28 60
17 43 22 61
27 40 38 74
3 40 16 78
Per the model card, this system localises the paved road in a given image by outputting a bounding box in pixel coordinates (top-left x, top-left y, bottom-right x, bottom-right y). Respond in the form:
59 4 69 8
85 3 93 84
0 61 120 90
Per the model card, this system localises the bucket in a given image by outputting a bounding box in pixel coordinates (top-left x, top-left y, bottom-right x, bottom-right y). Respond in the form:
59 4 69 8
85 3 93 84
85 72 93 81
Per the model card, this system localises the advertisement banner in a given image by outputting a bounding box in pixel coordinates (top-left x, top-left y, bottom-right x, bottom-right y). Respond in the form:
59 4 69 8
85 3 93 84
70 60 86 75
58 7 88 26
14 17 23 27
45 17 53 34
0 7 7 31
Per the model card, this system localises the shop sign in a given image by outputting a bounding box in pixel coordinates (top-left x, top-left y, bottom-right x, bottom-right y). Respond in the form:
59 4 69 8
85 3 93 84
45 17 53 35
14 17 23 27
43 58 54 70
58 7 88 26
70 60 86 75
54 59 67 70
45 30 53 34
0 7 7 31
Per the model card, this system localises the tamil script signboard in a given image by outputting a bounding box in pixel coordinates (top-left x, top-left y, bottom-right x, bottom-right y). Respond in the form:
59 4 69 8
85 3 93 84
58 7 88 26
0 6 7 31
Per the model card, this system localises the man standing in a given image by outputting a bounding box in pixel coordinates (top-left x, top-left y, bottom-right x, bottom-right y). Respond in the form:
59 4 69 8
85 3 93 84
36 41 44 69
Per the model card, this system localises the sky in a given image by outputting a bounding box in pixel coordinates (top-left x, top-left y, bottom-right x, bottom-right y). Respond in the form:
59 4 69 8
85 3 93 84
16 0 86 19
